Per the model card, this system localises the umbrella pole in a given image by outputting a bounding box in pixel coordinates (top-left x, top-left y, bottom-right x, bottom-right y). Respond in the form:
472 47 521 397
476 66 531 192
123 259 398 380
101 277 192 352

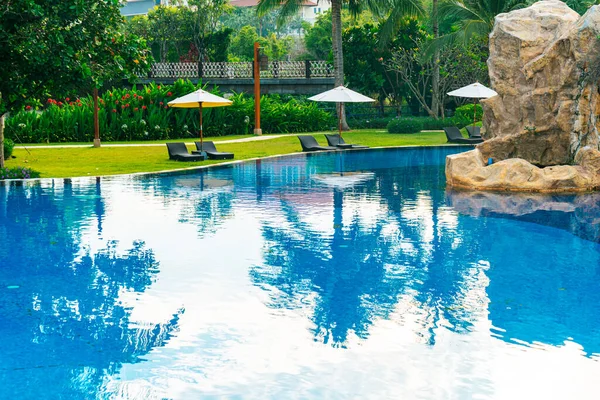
199 102 203 151
338 102 342 138
473 99 477 128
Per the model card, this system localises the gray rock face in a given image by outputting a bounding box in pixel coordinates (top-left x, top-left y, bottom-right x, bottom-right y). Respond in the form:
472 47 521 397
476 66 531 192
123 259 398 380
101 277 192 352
447 0 600 192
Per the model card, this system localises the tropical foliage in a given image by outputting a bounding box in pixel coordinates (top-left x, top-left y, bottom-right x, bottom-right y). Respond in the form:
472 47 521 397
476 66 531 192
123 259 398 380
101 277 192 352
258 0 423 130
0 166 39 180
5 81 334 143
0 0 150 166
0 0 150 114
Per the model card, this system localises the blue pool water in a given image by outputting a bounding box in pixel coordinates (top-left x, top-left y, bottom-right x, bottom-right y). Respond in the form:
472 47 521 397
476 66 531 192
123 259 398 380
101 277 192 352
1 146 600 399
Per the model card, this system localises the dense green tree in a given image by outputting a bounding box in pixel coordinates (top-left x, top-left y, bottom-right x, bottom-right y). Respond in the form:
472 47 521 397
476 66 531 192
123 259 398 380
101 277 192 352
147 6 187 62
301 10 380 61
0 0 150 167
258 0 423 130
220 6 303 36
303 12 333 60
127 5 232 63
343 18 426 114
188 0 232 62
259 33 294 60
229 26 293 61
229 25 260 60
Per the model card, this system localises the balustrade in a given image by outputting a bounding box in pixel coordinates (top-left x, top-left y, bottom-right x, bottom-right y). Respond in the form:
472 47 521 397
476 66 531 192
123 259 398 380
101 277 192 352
144 60 334 80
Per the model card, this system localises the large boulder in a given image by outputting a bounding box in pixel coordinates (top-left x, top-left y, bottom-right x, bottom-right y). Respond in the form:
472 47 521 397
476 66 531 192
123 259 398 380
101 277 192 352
446 148 600 192
447 0 600 192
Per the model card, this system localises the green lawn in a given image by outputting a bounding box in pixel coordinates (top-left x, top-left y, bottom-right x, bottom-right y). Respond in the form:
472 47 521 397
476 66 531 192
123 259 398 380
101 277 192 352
14 134 259 147
6 130 452 178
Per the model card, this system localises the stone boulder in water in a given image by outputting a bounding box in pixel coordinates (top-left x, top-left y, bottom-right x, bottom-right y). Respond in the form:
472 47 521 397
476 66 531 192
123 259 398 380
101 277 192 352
446 0 600 192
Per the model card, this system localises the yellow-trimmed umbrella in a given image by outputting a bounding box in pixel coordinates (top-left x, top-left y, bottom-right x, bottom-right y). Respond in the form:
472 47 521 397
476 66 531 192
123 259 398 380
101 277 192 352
168 89 232 151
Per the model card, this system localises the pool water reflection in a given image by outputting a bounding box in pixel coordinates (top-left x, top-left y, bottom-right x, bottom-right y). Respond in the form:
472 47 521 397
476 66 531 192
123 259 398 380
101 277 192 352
1 147 599 399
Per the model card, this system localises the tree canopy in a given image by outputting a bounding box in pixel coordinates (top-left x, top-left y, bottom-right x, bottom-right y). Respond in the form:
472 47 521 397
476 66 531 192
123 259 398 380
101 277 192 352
0 0 150 114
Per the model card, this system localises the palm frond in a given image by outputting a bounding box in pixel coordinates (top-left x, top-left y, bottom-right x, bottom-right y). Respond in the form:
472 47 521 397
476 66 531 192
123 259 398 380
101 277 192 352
378 0 425 45
257 0 303 23
439 0 488 26
420 19 487 58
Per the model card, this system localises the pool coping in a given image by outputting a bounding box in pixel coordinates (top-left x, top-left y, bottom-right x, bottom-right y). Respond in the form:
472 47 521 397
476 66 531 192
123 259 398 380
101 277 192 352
0 144 474 186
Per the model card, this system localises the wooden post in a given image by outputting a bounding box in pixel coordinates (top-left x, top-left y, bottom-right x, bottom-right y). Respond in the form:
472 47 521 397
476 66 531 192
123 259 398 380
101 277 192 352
253 42 262 135
93 88 101 148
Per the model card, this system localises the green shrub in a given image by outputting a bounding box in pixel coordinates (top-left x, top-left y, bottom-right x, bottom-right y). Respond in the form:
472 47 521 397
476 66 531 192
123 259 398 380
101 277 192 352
5 80 335 143
3 138 15 158
387 117 424 134
418 116 472 130
347 117 395 129
454 103 483 123
0 166 40 180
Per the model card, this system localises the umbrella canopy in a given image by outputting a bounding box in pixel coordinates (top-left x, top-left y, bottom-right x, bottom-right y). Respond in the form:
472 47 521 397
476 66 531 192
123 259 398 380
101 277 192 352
168 89 232 152
447 82 497 128
308 86 375 137
447 82 497 99
168 89 232 108
308 86 376 103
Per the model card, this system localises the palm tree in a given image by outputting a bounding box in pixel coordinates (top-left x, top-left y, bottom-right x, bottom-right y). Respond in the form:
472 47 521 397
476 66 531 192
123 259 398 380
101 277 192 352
257 0 422 130
427 0 527 53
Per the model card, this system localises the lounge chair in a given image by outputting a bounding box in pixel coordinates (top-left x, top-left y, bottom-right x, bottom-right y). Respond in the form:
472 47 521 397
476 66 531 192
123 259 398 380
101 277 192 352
443 127 484 144
166 143 206 161
194 141 234 160
297 135 337 152
466 126 482 138
324 134 369 149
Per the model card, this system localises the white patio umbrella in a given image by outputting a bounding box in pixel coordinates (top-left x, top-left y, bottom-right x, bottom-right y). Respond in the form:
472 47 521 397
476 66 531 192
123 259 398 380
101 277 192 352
308 86 375 137
447 82 498 127
168 89 232 152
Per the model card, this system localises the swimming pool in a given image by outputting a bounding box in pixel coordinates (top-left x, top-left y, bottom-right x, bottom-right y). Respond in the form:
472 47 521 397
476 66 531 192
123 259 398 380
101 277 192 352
1 146 599 399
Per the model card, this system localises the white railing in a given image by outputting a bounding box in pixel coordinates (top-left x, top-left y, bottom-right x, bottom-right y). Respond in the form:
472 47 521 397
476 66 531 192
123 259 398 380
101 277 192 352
145 61 334 79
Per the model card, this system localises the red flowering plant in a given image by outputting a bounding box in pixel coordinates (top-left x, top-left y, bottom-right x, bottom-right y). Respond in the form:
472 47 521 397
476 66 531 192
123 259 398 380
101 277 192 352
4 80 335 143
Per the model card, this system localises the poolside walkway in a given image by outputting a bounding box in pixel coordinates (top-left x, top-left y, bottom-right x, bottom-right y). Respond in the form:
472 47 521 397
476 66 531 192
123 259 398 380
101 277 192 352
14 133 299 149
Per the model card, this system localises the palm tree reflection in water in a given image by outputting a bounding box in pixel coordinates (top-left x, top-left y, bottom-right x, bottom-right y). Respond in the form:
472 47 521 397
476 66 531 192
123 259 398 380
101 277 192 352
251 162 485 347
0 181 182 396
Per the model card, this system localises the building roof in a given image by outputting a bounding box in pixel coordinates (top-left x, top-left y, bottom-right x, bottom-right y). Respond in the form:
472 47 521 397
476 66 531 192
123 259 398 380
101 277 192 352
230 0 318 7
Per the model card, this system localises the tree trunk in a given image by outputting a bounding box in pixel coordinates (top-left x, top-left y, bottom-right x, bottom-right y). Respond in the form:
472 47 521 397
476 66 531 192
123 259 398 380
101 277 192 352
431 0 441 119
0 112 5 169
331 0 349 130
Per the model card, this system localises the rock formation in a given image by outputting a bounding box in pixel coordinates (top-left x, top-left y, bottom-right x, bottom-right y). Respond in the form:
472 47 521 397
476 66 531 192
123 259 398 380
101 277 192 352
446 0 600 192
445 189 600 242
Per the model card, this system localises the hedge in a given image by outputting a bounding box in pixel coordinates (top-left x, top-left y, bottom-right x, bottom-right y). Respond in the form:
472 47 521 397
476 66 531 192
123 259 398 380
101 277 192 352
387 117 424 134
